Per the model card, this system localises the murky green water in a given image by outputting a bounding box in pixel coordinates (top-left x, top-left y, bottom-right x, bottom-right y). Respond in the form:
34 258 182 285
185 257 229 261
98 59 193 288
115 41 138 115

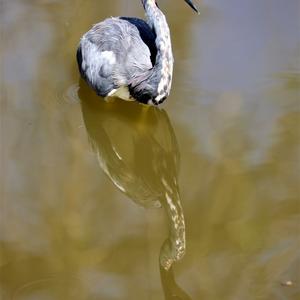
1 0 299 299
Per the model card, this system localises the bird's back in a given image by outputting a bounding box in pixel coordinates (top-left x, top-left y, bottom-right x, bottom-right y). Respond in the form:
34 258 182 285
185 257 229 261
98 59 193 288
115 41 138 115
77 17 157 98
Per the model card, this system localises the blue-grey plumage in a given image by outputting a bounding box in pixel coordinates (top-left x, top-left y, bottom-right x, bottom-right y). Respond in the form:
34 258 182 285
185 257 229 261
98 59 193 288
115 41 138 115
77 0 199 105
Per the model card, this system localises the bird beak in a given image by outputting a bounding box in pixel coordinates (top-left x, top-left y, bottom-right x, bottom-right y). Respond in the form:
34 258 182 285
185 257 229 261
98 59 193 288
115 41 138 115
184 0 200 14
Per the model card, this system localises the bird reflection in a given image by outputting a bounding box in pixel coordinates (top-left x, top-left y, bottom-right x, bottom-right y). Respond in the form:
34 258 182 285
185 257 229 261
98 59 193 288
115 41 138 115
78 79 191 299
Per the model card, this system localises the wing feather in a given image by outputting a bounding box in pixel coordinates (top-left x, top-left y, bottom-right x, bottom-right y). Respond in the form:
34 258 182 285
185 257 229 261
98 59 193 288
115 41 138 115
77 17 156 97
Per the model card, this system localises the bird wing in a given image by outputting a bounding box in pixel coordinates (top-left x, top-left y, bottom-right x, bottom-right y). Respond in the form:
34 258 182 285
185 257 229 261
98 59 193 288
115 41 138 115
119 17 157 66
77 17 156 96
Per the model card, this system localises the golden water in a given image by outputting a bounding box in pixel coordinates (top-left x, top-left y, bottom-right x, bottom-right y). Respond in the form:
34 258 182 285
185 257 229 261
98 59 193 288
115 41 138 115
1 0 299 299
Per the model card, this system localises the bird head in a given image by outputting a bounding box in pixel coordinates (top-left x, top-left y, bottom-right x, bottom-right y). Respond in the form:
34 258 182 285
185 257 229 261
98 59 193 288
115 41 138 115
141 0 199 14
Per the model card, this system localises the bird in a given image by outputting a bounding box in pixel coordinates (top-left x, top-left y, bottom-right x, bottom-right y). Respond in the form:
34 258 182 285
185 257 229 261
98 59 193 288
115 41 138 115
76 0 199 105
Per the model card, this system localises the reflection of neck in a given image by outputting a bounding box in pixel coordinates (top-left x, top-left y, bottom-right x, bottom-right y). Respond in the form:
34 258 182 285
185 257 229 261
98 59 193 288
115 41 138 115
160 189 186 270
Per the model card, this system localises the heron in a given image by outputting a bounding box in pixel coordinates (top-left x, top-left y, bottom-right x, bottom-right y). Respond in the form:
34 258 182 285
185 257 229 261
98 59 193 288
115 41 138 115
77 0 199 105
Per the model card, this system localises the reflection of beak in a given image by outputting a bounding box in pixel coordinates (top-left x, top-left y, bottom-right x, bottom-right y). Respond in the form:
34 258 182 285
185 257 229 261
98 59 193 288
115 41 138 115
160 264 192 300
184 0 200 14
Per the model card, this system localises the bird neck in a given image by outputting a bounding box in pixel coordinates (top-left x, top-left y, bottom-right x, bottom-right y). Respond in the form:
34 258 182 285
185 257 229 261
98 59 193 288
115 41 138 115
143 0 174 103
